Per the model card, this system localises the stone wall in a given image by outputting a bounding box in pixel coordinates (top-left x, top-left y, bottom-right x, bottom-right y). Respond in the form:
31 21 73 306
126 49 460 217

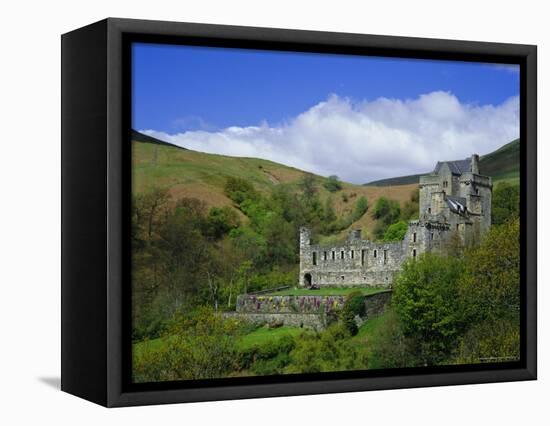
232 291 392 330
299 227 404 288
224 312 325 331
236 294 346 314
364 290 392 318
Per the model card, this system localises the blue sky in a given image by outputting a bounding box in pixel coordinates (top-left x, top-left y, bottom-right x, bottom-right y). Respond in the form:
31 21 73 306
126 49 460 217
132 42 520 183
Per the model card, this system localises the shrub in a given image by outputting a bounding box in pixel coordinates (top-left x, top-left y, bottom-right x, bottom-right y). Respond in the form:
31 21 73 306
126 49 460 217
224 176 258 204
205 206 240 239
351 196 369 222
323 175 342 192
339 291 366 335
393 253 466 365
373 197 401 227
133 307 242 382
492 182 519 225
383 220 408 241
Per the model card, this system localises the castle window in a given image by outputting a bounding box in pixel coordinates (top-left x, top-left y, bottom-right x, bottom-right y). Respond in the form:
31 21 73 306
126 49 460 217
332 251 335 260
351 250 354 259
443 181 448 188
323 251 327 261
413 249 417 258
428 207 431 214
430 233 434 240
312 252 317 265
361 249 365 266
341 275 345 281
383 250 388 265
341 250 344 260
373 249 377 258
413 232 417 243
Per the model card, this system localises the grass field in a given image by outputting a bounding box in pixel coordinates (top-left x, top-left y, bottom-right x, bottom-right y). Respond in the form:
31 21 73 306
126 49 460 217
237 326 304 350
263 287 388 297
133 326 304 357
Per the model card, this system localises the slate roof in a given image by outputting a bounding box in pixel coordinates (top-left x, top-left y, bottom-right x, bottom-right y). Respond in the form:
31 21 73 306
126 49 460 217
446 196 467 215
434 158 471 175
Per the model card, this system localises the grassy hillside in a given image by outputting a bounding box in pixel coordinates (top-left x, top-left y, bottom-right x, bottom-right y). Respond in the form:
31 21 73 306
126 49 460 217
478 139 520 183
132 131 418 240
365 139 520 186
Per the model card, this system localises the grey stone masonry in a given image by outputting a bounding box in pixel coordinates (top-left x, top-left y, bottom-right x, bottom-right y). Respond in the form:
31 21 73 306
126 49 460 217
300 154 492 288
230 291 393 330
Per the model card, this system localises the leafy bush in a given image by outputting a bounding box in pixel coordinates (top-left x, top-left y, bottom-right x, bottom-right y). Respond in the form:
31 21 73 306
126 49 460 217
351 196 369 222
492 182 519 225
382 220 408 242
133 307 242 382
205 206 240 239
459 218 520 323
286 323 368 373
373 197 401 225
393 253 466 365
339 291 366 335
224 176 259 204
323 175 343 192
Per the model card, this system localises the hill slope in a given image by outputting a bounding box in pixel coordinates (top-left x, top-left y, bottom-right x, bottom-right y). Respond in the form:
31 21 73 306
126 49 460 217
365 139 520 186
132 131 418 239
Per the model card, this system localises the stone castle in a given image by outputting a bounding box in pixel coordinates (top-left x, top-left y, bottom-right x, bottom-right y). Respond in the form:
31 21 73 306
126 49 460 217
299 154 492 288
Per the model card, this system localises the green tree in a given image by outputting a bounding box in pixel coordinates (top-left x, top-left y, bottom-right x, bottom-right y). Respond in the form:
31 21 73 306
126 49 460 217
323 175 342 192
205 206 240 239
339 291 366 335
351 196 369 222
401 189 420 221
458 218 520 323
383 220 408 241
323 196 337 223
492 182 519 225
393 253 466 365
133 307 242 382
224 176 258 204
286 323 368 373
373 197 400 225
300 173 318 201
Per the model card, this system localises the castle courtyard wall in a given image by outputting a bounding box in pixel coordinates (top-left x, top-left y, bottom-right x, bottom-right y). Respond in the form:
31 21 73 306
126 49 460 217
230 291 392 330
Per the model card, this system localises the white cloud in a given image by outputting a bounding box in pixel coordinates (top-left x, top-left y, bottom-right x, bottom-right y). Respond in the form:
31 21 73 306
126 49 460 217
141 91 519 184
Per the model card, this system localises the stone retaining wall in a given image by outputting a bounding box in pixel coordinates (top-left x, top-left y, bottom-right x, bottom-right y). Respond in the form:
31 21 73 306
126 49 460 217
224 312 324 331
236 294 346 314
232 290 392 330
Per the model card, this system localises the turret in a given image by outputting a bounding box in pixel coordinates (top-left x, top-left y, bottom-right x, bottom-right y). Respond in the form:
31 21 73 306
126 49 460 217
471 154 480 174
299 227 311 248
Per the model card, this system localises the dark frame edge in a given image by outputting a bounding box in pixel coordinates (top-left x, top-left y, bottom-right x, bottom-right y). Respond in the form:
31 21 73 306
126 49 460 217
61 18 110 406
523 44 537 380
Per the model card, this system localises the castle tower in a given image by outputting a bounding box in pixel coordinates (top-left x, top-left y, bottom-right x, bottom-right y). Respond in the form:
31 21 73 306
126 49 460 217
471 154 480 174
299 227 311 287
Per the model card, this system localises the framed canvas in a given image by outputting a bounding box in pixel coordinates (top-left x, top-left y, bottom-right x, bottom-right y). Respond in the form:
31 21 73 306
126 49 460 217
61 18 537 407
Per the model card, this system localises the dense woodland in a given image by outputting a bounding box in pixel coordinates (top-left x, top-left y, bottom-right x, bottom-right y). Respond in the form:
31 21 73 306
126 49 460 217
132 173 520 382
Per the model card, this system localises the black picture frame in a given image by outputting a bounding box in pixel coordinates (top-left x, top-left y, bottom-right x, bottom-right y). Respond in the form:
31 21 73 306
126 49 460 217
61 17 537 407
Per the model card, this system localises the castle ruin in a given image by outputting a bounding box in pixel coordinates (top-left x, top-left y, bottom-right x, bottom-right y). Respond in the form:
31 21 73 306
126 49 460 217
299 154 492 288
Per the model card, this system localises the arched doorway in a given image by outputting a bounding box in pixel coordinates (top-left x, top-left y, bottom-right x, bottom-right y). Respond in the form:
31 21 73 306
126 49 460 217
304 273 312 287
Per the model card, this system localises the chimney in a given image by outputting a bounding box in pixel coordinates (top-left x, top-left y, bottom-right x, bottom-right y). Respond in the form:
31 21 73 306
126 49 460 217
471 154 479 174
348 229 362 241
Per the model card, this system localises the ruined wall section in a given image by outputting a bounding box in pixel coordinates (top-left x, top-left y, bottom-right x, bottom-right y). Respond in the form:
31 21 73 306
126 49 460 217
300 233 404 287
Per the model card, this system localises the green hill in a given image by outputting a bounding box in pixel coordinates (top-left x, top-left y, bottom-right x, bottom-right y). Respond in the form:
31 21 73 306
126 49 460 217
478 139 520 183
365 139 520 186
132 131 419 239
